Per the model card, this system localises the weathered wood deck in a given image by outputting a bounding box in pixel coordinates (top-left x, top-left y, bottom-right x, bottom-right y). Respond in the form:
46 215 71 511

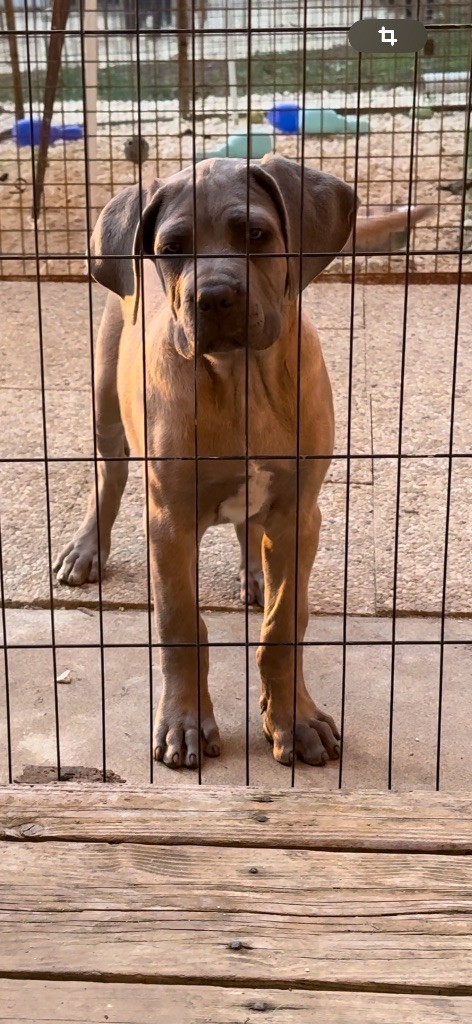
2 786 472 1022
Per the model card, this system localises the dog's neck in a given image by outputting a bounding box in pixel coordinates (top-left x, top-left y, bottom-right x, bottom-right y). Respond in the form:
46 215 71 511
202 300 299 382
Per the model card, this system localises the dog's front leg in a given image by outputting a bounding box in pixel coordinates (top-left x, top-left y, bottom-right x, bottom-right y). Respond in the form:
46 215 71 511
257 505 340 767
148 501 220 769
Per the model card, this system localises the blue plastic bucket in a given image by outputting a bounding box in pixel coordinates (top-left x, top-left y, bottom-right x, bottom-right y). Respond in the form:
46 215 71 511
266 102 299 134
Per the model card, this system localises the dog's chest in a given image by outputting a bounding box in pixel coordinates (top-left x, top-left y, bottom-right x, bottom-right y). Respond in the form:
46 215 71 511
217 464 273 525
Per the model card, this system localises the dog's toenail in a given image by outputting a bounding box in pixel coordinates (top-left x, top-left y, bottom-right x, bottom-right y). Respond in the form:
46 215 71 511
172 752 180 763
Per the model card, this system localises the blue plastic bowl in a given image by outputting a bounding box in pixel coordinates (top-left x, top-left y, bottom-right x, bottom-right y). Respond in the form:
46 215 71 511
266 102 300 134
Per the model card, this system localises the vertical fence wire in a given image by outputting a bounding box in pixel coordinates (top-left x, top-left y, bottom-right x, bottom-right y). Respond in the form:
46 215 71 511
22 0 62 779
244 0 252 786
1 0 471 789
191 0 203 783
1 1 471 282
387 2 421 791
436 54 472 792
338 0 364 789
134 0 157 784
78 0 108 782
0 523 13 784
290 0 309 788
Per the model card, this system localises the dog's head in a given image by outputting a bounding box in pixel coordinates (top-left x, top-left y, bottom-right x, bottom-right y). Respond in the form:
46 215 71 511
90 156 357 359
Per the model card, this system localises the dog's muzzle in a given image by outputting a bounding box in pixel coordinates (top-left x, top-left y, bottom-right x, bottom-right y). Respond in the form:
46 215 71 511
186 280 248 354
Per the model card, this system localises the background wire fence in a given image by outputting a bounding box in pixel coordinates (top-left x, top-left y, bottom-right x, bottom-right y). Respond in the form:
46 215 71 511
0 0 471 791
0 0 471 277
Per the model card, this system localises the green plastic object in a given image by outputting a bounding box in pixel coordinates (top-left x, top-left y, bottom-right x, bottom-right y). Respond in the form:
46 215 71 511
302 108 369 134
197 126 273 161
410 105 434 119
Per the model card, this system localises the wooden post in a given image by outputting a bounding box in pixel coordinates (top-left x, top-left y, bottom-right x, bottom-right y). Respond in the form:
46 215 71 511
177 0 191 122
32 0 71 220
4 0 24 122
83 0 99 227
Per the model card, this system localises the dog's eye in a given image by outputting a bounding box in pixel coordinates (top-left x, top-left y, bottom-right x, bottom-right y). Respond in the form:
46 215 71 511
160 241 183 255
249 228 264 241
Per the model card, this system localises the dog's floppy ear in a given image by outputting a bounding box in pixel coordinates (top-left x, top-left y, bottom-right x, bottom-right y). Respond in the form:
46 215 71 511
258 153 358 295
89 180 161 314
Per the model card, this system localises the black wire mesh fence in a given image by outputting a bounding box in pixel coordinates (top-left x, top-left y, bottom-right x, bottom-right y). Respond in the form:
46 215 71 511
0 0 471 790
0 0 471 277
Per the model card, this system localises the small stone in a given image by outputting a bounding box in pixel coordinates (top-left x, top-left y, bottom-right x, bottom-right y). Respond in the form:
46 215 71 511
255 813 268 823
252 1001 267 1012
56 670 72 684
249 867 259 874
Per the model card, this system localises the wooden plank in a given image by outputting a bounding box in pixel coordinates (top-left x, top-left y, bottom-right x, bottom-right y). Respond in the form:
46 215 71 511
3 786 472 852
3 840 472 916
2 841 472 991
1 978 471 1024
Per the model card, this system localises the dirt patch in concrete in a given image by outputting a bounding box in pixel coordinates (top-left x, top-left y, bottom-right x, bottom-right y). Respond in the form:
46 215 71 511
14 764 125 784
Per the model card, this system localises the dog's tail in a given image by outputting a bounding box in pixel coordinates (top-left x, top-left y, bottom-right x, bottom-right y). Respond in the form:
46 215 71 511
342 204 435 255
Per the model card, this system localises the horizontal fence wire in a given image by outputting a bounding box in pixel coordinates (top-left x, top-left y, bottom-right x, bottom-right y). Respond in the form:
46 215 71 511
0 0 471 278
0 0 471 791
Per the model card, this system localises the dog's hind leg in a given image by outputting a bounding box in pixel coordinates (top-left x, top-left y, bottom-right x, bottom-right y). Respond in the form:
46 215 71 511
235 521 264 607
54 293 129 586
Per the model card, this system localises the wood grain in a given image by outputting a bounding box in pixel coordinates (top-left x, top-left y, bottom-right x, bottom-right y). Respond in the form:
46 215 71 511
2 840 472 915
1 979 471 1024
3 785 472 852
2 841 472 991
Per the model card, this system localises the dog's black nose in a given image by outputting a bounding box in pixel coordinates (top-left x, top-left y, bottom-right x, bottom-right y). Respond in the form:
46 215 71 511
197 283 239 314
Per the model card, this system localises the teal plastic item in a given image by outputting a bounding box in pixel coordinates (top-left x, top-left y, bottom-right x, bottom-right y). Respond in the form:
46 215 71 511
267 102 369 136
301 108 369 134
198 126 273 161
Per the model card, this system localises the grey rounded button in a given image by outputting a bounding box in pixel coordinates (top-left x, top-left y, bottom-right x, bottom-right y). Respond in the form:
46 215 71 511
349 18 427 53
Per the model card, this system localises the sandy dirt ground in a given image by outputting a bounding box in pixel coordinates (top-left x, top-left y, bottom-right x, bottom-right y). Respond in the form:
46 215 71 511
1 110 470 277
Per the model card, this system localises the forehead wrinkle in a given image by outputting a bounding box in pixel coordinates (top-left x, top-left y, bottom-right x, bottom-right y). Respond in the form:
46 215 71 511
158 162 284 246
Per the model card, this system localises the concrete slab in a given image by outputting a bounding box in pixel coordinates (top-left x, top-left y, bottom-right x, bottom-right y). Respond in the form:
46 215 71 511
302 282 365 332
0 280 362 390
1 286 370 473
1 281 471 618
0 388 99 460
366 285 471 458
0 454 375 613
0 276 375 612
1 608 470 792
0 458 376 614
372 456 472 615
0 282 106 391
321 329 372 486
364 284 472 615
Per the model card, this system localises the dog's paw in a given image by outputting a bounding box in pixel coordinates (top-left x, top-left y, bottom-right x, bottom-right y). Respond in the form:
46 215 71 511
54 531 107 586
240 567 264 607
262 698 340 767
153 704 221 769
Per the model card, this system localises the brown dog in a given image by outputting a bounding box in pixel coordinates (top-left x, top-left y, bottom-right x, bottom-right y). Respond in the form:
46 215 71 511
54 155 430 768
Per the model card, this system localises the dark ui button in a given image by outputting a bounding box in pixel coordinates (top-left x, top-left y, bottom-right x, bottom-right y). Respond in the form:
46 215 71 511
349 18 427 53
